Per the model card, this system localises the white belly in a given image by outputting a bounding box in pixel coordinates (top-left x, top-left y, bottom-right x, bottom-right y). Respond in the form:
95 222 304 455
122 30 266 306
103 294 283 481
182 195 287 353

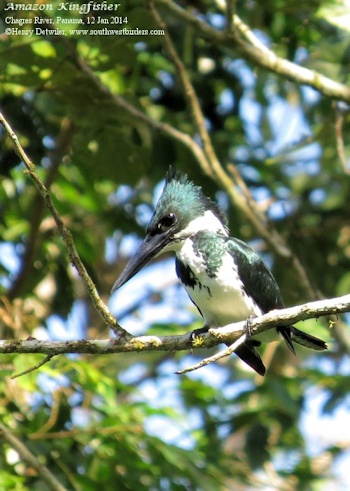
185 277 279 344
184 274 261 327
177 239 263 328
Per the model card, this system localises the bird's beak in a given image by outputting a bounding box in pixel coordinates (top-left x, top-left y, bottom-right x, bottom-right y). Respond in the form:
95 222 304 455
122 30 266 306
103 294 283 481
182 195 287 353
111 231 171 293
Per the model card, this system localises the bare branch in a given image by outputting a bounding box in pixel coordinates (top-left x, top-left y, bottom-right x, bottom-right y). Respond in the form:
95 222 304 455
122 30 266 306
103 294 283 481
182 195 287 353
0 112 128 340
231 13 271 54
333 101 349 174
1 295 349 361
226 164 320 298
150 1 217 176
62 41 210 173
225 0 236 34
176 333 248 375
8 117 74 301
11 354 55 379
155 0 350 103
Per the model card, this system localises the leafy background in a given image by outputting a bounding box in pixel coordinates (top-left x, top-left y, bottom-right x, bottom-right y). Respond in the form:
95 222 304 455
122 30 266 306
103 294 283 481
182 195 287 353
0 0 350 489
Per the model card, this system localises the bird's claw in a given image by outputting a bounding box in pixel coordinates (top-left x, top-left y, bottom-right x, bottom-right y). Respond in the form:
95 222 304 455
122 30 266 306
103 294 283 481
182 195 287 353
245 315 261 346
189 326 209 352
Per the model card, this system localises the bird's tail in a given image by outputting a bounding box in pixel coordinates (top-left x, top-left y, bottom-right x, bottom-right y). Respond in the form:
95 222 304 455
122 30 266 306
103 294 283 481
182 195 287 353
234 340 266 376
290 326 328 351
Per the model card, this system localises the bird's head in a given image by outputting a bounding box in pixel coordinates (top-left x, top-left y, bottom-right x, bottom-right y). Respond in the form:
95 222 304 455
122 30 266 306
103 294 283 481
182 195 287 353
111 167 228 292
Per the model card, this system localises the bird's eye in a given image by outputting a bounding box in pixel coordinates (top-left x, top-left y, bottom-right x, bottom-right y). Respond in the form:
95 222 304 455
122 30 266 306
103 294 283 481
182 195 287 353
158 213 176 231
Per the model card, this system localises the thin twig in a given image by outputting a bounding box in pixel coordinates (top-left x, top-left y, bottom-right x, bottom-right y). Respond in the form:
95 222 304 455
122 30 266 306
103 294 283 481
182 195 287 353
227 164 320 298
333 101 349 174
8 117 74 300
0 112 128 339
11 354 55 379
149 1 214 176
232 13 274 55
176 333 247 374
225 0 236 33
61 39 210 173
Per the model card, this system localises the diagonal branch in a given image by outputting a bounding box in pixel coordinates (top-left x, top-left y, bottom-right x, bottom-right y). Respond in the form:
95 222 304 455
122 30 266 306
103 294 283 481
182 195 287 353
150 1 217 176
61 39 210 173
0 112 129 340
8 117 74 301
176 333 247 375
149 2 320 299
155 0 350 103
225 0 236 33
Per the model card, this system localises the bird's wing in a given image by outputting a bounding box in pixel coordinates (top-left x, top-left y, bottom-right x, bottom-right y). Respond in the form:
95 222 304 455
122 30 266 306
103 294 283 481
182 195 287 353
226 237 285 313
226 238 297 352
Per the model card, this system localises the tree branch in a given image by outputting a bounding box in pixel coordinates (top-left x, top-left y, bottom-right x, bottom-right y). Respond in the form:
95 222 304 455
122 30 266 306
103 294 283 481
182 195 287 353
150 1 217 175
1 295 349 360
155 0 350 103
8 117 74 301
0 112 128 340
176 333 247 375
225 0 236 34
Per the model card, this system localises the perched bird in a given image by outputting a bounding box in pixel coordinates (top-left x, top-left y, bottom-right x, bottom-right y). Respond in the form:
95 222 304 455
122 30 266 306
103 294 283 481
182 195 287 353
112 168 327 375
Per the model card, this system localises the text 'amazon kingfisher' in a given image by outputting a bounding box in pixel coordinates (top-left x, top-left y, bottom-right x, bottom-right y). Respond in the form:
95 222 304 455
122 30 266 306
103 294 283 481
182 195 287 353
112 167 327 375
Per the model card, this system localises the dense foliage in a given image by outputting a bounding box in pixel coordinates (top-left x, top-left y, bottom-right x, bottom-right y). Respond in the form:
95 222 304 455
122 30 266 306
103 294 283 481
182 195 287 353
0 0 349 489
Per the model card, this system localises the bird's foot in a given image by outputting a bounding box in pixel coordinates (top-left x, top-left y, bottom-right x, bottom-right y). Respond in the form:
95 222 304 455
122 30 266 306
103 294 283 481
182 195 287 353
189 326 209 351
245 315 256 338
245 315 261 346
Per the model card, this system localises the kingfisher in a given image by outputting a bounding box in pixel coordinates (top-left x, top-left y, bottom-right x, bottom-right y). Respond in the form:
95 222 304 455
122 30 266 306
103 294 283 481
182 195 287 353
111 167 327 375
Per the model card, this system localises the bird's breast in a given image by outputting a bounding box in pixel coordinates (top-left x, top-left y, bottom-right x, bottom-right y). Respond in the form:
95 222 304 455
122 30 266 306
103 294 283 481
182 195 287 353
175 238 262 327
